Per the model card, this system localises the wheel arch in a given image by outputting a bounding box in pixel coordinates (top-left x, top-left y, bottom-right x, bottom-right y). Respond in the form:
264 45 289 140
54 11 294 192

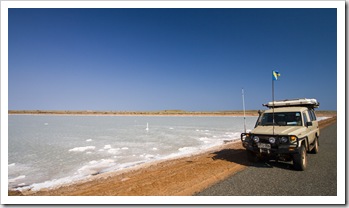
299 137 309 151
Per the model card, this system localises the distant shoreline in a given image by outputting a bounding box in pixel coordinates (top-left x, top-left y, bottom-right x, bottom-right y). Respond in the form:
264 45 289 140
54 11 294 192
8 110 260 116
8 110 336 117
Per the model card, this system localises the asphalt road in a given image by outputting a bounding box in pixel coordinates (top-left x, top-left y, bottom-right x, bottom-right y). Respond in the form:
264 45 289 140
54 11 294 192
196 122 337 196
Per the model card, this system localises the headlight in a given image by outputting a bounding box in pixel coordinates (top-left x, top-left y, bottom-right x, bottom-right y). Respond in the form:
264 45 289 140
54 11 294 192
253 136 260 143
242 133 250 141
269 137 276 144
280 137 288 143
290 136 297 142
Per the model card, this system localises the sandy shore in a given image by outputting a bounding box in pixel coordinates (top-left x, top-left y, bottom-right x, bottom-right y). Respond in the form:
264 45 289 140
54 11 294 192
9 116 337 196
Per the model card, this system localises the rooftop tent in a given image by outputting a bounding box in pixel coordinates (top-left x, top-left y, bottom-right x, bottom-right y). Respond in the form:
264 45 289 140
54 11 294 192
263 98 320 109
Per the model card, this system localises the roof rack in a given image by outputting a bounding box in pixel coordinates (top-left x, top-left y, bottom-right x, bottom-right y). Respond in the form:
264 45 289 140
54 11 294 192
263 98 320 108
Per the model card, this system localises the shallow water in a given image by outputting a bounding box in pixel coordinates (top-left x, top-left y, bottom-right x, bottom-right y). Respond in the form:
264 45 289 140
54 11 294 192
8 115 256 191
8 115 327 191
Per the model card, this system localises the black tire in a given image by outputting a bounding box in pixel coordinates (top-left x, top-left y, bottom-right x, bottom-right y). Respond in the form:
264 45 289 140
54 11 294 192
246 150 258 163
293 145 307 171
311 136 319 154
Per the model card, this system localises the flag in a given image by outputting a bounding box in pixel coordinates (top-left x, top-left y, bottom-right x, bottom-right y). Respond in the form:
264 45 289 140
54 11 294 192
272 70 280 81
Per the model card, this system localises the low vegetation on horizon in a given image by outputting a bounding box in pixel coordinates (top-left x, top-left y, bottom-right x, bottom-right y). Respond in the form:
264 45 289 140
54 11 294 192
8 109 259 116
8 109 337 117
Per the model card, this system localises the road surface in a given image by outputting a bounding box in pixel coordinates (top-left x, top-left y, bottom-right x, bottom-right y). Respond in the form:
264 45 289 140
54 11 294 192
196 122 337 196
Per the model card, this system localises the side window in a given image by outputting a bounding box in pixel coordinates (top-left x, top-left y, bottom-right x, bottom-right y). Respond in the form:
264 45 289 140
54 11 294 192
309 109 317 121
303 112 309 125
308 110 314 121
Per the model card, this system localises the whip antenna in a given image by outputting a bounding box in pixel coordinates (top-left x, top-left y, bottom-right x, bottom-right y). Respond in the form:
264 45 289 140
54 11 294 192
242 88 247 133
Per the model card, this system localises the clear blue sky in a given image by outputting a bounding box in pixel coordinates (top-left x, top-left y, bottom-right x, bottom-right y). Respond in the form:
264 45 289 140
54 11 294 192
8 8 337 111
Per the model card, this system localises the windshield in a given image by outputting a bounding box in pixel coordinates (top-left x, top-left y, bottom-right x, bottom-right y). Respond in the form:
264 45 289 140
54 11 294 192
258 112 302 126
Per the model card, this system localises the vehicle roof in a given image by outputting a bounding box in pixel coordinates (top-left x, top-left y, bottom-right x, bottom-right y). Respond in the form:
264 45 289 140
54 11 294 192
263 106 310 113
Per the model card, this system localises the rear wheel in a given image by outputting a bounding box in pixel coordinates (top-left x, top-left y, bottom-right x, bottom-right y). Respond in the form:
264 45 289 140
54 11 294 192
293 145 307 171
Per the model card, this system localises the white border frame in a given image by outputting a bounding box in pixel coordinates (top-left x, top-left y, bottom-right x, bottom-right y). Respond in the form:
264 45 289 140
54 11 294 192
1 0 345 205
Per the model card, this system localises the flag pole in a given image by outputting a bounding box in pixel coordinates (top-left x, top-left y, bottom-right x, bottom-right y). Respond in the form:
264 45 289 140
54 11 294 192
271 70 280 135
272 71 275 135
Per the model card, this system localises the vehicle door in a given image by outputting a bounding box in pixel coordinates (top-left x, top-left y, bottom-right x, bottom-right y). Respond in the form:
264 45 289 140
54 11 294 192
302 110 317 145
309 109 319 136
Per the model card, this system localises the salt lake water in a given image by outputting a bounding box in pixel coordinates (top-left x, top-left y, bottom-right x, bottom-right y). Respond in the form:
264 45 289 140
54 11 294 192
8 115 326 190
8 115 258 191
8 115 327 191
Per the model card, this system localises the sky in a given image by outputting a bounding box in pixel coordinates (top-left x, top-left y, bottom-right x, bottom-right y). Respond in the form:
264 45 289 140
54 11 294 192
8 8 337 111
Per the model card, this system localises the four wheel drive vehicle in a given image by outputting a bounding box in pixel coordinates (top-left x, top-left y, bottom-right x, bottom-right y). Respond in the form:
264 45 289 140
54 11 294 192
241 98 320 171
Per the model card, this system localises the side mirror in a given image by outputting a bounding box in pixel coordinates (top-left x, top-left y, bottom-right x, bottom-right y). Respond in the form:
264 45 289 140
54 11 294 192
306 121 313 127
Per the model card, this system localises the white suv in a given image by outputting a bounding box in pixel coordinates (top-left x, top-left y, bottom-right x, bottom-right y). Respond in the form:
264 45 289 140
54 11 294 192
241 98 320 171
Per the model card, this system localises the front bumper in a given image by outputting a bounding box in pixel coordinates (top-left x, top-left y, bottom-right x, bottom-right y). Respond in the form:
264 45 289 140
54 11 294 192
242 142 300 155
241 133 301 155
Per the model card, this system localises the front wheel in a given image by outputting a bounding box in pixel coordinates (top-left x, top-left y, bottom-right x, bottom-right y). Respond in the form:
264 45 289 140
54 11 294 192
293 145 307 171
